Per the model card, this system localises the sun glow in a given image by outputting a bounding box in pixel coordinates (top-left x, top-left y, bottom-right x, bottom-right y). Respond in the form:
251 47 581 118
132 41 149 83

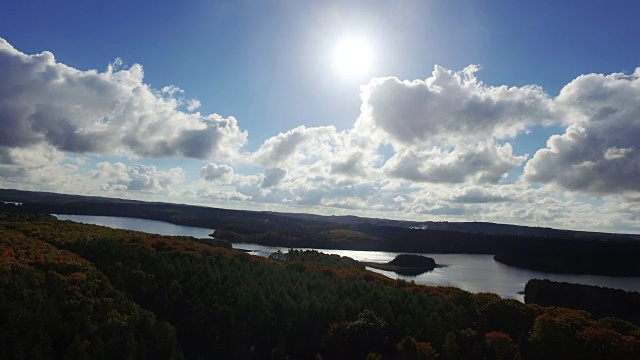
332 36 373 78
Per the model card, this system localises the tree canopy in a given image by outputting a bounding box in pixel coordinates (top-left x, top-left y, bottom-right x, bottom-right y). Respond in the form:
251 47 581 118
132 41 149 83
1 212 638 359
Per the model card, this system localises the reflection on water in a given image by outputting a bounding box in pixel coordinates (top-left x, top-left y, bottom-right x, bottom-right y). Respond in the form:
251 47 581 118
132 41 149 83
234 243 640 302
53 215 640 302
53 214 214 238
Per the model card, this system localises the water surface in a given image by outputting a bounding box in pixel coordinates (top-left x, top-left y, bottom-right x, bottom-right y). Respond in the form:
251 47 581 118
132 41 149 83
233 243 640 301
54 214 214 238
54 215 640 301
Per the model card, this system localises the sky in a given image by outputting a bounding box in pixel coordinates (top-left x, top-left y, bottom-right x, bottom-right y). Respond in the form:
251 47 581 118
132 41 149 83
1 0 640 233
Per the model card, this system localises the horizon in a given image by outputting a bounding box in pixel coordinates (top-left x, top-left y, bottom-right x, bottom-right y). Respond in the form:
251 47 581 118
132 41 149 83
4 187 639 236
2 1 640 233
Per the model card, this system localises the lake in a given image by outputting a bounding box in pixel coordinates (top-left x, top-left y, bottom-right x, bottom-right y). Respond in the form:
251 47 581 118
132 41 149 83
53 214 215 238
54 214 640 301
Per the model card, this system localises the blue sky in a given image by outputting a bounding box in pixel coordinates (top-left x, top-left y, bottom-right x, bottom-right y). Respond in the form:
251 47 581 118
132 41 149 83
2 0 640 233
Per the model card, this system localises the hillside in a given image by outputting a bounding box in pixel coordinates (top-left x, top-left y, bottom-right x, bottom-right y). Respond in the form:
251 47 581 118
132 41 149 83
2 188 639 241
525 279 640 326
1 212 639 359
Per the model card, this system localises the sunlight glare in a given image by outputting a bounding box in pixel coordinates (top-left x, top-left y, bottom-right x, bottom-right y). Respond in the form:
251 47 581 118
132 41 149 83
332 36 373 78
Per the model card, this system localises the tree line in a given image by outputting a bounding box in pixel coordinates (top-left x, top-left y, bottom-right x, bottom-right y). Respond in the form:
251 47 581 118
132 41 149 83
1 212 639 359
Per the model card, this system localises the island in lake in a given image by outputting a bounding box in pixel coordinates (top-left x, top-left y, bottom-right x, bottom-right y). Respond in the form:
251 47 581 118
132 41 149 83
3 210 640 359
363 254 441 275
4 188 640 277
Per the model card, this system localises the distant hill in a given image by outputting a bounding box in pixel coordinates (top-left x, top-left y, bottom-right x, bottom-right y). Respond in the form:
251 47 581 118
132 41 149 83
1 188 637 241
2 188 640 276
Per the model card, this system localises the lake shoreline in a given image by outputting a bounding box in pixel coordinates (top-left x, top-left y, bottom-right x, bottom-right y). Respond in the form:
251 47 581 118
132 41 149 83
362 261 445 276
51 214 640 301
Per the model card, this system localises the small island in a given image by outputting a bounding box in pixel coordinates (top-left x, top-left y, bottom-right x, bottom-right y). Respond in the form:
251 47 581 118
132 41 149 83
363 254 440 275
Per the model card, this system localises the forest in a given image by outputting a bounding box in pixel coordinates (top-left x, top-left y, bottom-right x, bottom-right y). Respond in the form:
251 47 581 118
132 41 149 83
524 279 640 326
3 189 640 277
1 211 640 359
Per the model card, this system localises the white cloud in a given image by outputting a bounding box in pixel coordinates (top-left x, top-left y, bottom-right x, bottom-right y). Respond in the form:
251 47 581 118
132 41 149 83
186 99 201 112
393 195 406 202
3 35 640 233
252 126 343 167
0 144 65 167
603 147 633 160
355 65 556 146
524 68 640 194
161 85 184 96
200 163 234 183
250 125 383 198
410 202 469 216
450 186 512 203
382 140 526 184
91 162 185 193
194 187 252 202
0 38 247 160
261 168 287 188
0 144 88 193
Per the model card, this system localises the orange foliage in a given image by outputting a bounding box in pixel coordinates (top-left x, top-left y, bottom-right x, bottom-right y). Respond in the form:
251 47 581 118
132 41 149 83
1 246 15 258
485 331 517 360
577 326 639 358
67 272 88 283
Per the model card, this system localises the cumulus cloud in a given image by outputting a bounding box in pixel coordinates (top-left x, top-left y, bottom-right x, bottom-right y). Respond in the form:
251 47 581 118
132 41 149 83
0 38 247 159
235 63 554 217
0 144 65 167
382 140 526 184
186 99 201 112
161 85 183 96
4 35 640 232
200 163 234 183
356 65 556 146
524 68 640 193
0 143 88 193
330 153 370 176
252 126 343 167
261 168 287 188
194 187 252 202
450 187 512 203
271 180 374 209
410 202 468 216
251 125 381 190
91 162 184 193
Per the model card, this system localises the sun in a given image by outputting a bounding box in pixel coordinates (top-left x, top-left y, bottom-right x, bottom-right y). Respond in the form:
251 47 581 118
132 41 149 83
332 36 373 78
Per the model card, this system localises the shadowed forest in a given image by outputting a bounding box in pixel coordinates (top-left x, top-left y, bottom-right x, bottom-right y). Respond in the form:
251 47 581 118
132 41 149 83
524 279 640 326
2 212 639 359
